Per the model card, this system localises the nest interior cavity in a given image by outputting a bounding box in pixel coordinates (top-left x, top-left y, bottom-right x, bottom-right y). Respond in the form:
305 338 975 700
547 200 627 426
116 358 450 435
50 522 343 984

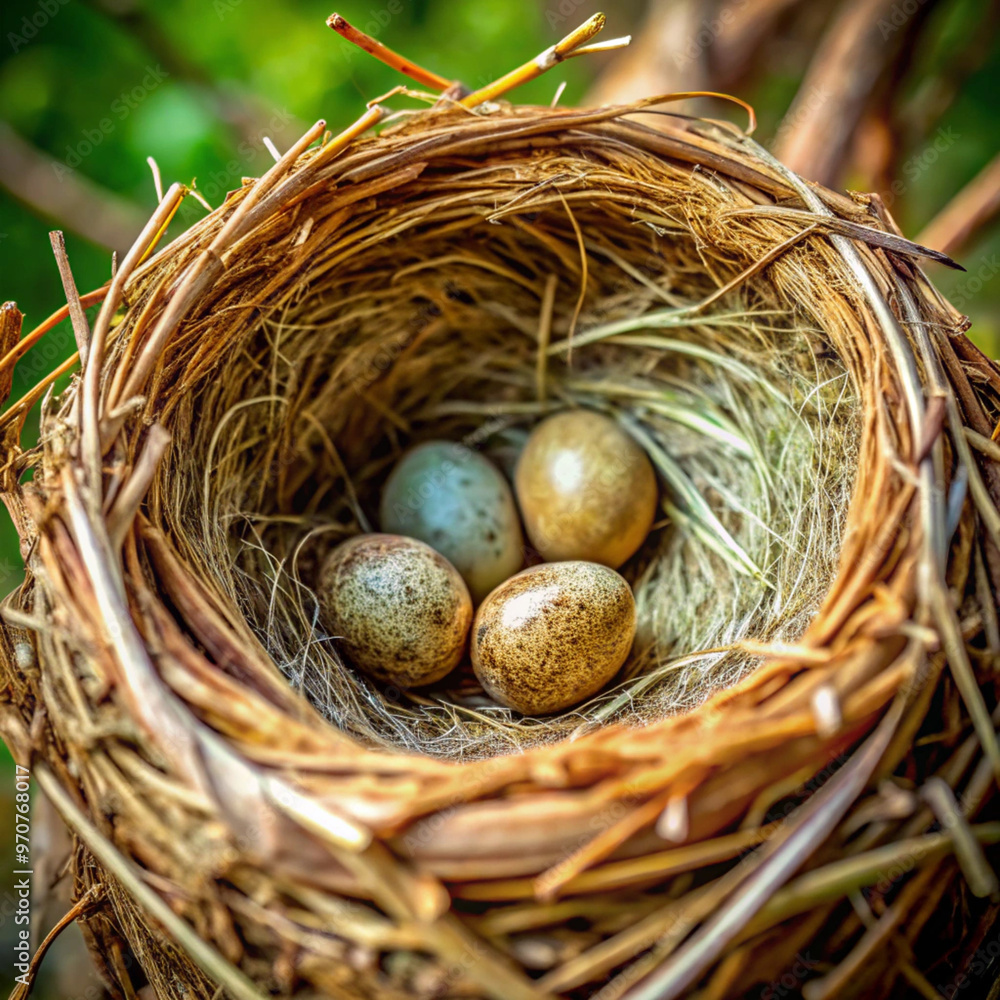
127 105 862 758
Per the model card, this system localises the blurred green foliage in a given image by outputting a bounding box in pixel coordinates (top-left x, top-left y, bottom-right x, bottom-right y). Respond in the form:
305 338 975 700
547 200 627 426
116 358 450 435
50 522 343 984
0 0 997 995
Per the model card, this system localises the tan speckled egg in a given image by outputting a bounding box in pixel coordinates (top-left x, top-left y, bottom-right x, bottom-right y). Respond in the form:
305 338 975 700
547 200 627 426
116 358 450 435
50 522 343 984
318 534 472 687
515 410 658 568
471 562 636 715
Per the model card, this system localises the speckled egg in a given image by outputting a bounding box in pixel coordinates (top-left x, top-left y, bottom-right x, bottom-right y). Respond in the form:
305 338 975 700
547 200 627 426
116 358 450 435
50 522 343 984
515 410 658 568
380 440 524 603
318 534 472 687
471 561 636 715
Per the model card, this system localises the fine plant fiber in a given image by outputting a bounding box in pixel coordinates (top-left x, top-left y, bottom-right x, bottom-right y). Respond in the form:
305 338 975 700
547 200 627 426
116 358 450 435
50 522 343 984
123 107 859 758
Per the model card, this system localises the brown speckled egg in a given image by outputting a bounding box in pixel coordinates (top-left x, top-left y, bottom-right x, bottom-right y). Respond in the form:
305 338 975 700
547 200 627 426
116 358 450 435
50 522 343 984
471 562 636 715
515 410 658 568
318 534 472 687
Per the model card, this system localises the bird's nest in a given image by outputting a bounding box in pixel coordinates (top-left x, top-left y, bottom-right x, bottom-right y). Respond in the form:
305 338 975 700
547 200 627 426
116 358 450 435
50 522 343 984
1 31 999 1000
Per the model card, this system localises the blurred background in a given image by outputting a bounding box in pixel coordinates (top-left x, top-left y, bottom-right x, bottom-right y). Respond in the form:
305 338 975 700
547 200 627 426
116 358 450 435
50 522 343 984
0 0 997 995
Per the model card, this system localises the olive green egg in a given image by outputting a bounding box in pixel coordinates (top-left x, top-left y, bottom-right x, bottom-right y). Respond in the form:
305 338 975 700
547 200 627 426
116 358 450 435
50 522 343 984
471 561 636 715
515 410 659 569
318 533 472 687
380 440 524 603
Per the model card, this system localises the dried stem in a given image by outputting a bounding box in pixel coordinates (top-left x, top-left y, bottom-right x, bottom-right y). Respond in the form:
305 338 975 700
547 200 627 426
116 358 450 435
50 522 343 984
48 231 92 369
461 14 615 108
327 12 454 92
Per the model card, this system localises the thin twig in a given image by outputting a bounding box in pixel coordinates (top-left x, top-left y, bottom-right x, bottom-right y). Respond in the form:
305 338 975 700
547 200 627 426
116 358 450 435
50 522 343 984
33 765 268 1000
566 36 631 58
0 303 23 409
7 885 104 1000
461 14 611 109
327 13 454 91
106 425 171 550
966 426 1000 463
724 205 964 270
47 232 92 369
146 156 165 204
556 190 588 364
83 182 188 497
921 777 999 897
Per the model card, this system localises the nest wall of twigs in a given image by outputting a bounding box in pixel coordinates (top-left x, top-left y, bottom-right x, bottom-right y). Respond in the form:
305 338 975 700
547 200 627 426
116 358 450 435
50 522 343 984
2 83 1000 1000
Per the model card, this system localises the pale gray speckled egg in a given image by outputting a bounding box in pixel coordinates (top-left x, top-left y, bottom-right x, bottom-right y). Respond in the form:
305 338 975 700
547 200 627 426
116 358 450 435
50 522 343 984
380 440 523 603
471 561 636 715
319 533 472 687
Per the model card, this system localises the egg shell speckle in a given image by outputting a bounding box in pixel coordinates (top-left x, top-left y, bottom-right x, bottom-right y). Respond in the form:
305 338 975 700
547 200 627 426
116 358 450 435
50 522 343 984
380 440 523 603
471 561 636 715
319 533 472 687
515 410 658 569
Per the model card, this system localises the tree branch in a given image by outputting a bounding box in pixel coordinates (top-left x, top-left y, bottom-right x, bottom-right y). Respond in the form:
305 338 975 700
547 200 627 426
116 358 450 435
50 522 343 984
0 122 148 253
917 152 1000 257
81 0 305 149
772 0 938 186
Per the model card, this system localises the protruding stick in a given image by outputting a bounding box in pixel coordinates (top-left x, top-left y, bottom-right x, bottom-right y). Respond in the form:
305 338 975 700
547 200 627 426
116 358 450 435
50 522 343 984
0 303 23 409
535 274 557 403
461 13 615 109
565 36 631 59
48 232 92 368
327 13 454 92
0 290 106 429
